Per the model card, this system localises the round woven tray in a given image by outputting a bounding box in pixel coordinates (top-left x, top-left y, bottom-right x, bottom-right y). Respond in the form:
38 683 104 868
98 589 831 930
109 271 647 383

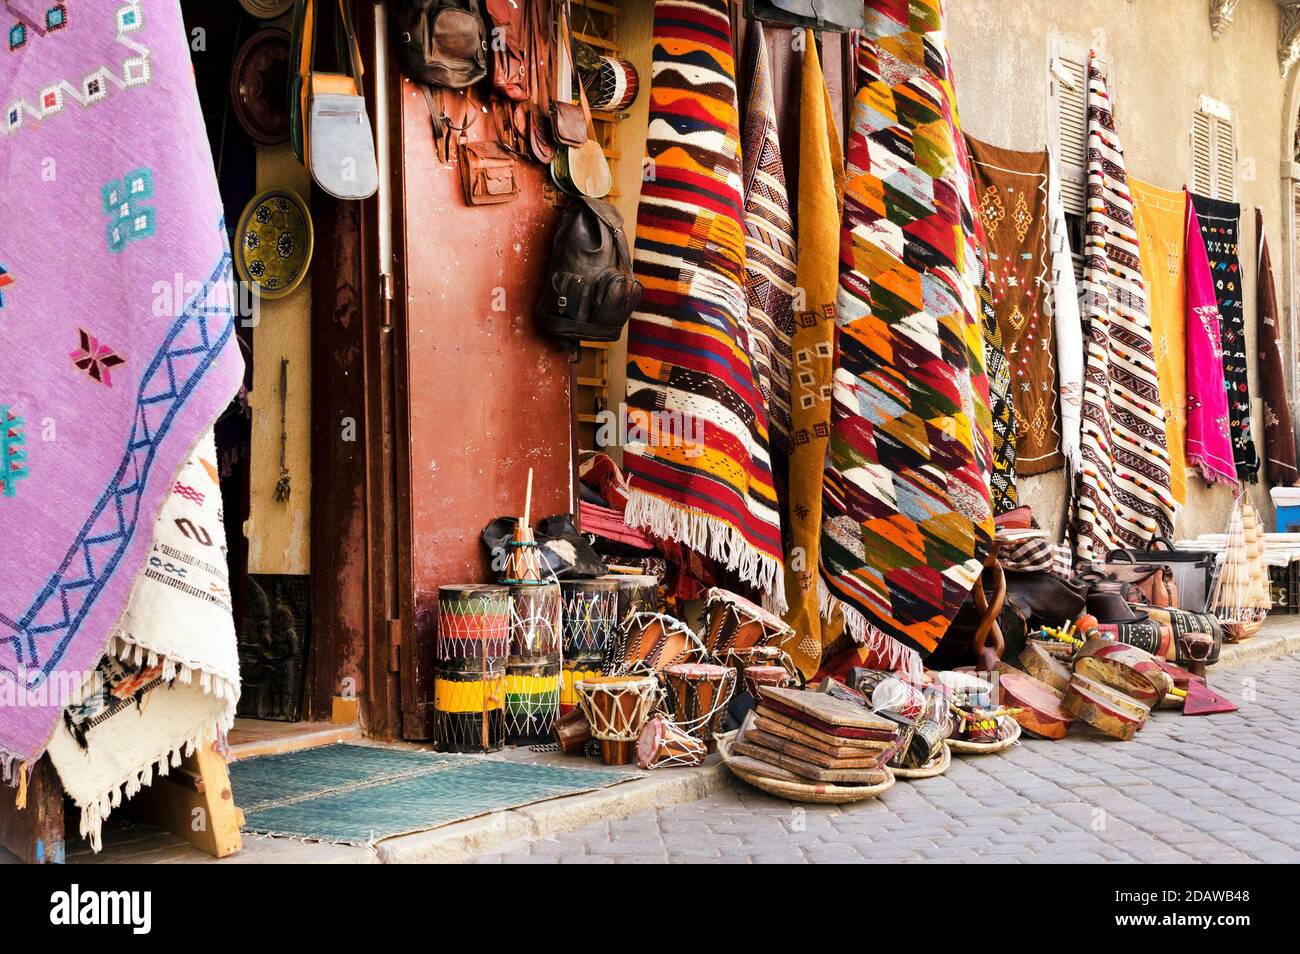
716 733 896 804
889 741 951 779
945 718 1022 754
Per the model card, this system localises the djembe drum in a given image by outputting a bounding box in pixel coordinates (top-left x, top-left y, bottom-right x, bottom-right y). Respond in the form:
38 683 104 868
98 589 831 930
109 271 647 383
662 663 737 749
636 715 706 770
608 612 704 676
741 664 795 699
574 675 658 765
701 588 794 659
435 584 510 753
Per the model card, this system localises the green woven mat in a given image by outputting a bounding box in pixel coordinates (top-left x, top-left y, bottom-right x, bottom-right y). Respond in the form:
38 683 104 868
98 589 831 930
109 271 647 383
230 743 632 846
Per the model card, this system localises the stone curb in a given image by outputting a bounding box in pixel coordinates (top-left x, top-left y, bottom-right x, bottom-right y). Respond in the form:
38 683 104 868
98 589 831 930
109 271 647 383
375 760 731 864
1214 628 1300 669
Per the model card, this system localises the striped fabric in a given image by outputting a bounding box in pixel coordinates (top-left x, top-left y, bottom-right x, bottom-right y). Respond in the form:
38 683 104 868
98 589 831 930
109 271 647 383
818 0 995 674
624 0 785 611
1074 55 1175 561
740 23 797 454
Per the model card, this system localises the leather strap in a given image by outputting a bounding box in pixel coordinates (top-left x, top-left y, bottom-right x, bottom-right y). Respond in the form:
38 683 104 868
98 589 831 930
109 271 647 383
558 1 596 139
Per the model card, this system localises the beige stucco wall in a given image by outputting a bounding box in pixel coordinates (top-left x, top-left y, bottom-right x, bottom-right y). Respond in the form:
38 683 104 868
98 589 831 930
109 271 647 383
948 0 1288 541
245 147 312 576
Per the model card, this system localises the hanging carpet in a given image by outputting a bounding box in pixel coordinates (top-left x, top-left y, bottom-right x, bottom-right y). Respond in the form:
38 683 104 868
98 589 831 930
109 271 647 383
1254 209 1298 486
817 0 995 676
0 1 244 791
624 0 785 612
1191 193 1260 483
1073 54 1175 560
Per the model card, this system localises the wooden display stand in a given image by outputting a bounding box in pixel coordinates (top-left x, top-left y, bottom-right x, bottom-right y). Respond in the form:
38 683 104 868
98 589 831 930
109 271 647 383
0 740 243 863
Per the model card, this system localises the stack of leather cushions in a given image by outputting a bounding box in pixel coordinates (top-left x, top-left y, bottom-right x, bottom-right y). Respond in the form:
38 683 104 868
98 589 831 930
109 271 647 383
729 686 900 785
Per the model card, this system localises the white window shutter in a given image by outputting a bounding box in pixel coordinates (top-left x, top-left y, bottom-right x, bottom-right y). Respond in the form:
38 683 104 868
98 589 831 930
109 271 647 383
1050 38 1090 217
1214 117 1237 202
1190 109 1237 201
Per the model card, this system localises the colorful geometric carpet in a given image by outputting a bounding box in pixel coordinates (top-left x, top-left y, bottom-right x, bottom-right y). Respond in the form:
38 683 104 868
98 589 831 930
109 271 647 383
817 0 995 675
232 744 630 846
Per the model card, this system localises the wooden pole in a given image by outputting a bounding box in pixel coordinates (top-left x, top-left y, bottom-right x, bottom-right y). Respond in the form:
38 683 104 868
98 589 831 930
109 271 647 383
523 467 533 527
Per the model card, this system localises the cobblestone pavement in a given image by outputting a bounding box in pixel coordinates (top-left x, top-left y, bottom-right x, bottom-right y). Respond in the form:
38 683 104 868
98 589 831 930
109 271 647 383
473 655 1300 863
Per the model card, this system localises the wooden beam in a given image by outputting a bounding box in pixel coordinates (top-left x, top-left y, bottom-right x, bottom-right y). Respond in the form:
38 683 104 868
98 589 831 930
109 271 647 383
126 741 243 859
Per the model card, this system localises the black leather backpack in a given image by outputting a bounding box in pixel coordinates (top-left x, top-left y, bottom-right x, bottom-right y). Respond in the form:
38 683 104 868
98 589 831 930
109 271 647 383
393 0 488 90
536 197 642 350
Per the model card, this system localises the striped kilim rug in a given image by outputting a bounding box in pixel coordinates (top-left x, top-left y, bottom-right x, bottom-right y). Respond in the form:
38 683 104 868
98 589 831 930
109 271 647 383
740 23 796 455
624 0 784 610
817 0 995 674
1074 54 1174 560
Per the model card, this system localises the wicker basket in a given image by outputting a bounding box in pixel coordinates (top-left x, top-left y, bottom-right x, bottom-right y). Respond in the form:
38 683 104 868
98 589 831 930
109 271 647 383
716 732 896 804
945 718 1022 754
889 741 951 779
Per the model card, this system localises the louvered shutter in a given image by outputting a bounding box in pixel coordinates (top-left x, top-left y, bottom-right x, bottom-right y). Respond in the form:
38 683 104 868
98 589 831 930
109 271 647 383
1190 110 1237 201
1214 117 1237 202
1051 40 1090 217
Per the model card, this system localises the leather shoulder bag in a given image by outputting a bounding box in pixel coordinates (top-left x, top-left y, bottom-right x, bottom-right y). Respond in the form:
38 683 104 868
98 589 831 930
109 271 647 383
301 0 379 200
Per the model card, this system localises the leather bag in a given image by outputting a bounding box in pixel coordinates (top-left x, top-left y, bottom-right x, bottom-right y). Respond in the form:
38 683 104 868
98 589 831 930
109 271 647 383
1107 537 1216 613
458 138 519 205
301 0 379 200
1080 555 1178 609
549 4 611 198
393 0 488 90
536 196 641 349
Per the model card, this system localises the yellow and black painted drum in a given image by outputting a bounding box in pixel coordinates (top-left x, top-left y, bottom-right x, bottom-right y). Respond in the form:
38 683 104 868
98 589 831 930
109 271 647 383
434 659 506 753
504 655 561 745
560 649 605 714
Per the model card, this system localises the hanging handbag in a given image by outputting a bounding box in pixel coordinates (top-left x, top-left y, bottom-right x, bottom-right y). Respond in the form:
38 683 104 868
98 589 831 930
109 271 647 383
550 5 588 148
742 0 865 32
301 0 379 200
458 137 519 205
549 4 610 199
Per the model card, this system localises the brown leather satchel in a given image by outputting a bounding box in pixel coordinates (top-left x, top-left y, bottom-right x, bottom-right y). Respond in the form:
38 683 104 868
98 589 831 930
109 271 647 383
549 2 589 148
1080 558 1179 609
550 101 588 148
458 138 519 205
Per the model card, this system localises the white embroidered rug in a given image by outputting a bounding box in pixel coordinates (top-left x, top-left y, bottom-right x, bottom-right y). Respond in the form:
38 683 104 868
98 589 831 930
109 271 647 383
46 432 240 850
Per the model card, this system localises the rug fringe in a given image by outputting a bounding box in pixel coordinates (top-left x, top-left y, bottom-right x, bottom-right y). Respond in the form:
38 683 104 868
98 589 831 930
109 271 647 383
76 718 229 852
817 576 923 681
0 747 21 788
624 489 787 614
1187 454 1239 490
109 634 241 705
